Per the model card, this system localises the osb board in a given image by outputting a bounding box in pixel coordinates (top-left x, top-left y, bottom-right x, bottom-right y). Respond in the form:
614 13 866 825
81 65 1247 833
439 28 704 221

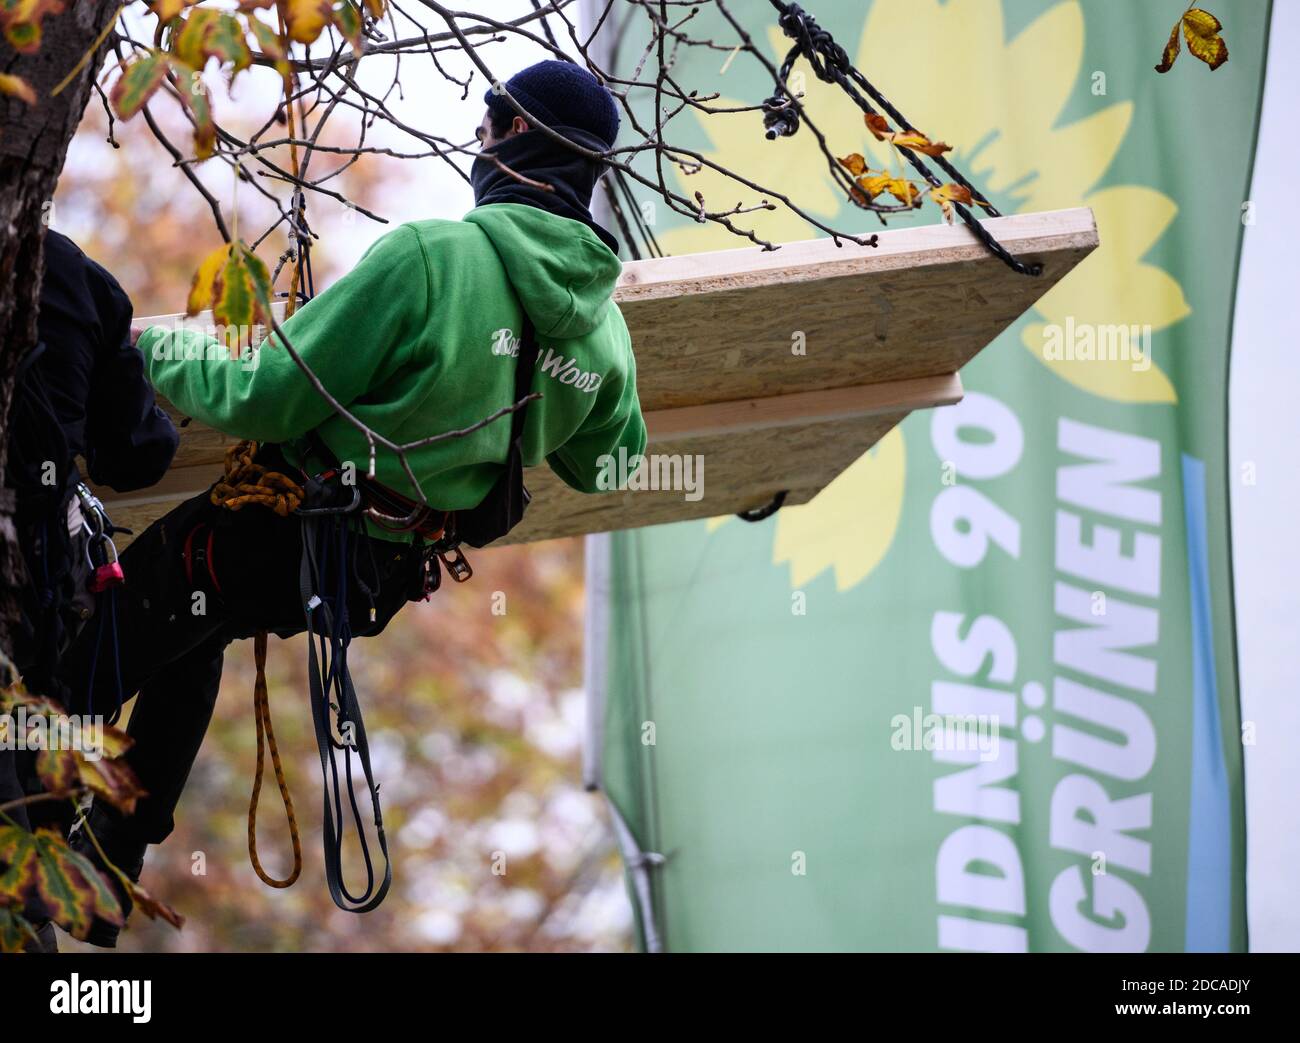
617 207 1097 408
94 207 1097 545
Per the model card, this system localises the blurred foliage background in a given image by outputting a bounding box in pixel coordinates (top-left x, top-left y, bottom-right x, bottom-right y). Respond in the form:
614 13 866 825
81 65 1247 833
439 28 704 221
51 95 634 954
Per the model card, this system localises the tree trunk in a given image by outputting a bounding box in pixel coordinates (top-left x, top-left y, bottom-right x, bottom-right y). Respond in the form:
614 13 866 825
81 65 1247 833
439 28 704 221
0 5 121 680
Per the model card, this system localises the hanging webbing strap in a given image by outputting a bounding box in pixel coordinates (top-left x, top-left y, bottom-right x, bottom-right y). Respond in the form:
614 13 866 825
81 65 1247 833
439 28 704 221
299 510 392 913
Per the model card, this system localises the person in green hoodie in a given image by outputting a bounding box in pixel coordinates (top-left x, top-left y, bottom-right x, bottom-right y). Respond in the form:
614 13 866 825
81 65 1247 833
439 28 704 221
58 60 645 944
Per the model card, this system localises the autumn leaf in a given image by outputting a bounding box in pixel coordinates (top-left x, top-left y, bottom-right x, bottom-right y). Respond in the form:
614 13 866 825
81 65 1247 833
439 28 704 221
858 173 921 207
188 243 233 315
890 130 952 157
1156 7 1228 72
35 744 144 815
1182 8 1229 70
0 0 65 54
841 154 925 209
864 112 892 141
928 183 974 223
0 827 124 941
169 57 217 160
109 50 170 120
212 244 274 328
247 16 287 59
0 903 38 953
0 73 37 105
1155 18 1181 73
77 756 146 815
285 0 334 44
186 83 217 160
837 153 869 177
148 0 197 22
173 8 252 75
863 112 951 156
333 1 364 50
128 878 185 930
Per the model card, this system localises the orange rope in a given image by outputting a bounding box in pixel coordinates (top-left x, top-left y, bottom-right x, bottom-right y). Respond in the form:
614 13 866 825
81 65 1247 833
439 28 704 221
211 440 304 889
210 440 305 516
248 632 302 888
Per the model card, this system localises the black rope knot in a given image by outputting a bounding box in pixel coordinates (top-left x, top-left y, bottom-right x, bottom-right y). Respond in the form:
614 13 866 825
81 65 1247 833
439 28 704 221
778 4 851 81
762 93 801 139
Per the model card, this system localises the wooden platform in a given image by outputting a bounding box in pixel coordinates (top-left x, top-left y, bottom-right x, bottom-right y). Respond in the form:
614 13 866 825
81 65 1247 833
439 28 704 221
95 207 1098 545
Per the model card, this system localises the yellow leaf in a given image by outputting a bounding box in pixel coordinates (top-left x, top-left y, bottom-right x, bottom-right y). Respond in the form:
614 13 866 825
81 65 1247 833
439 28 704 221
859 173 920 207
1182 8 1228 70
837 152 869 176
890 131 952 156
928 182 973 223
148 0 196 22
863 112 950 156
187 244 232 316
0 0 64 55
1155 17 1182 73
0 73 37 105
285 0 333 44
1156 8 1228 73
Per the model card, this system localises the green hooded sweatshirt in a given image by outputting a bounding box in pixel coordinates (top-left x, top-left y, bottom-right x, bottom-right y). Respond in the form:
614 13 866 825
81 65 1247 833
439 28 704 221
137 203 646 541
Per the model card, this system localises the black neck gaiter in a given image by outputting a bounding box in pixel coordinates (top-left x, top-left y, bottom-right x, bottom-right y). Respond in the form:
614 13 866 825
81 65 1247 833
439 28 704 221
470 127 620 254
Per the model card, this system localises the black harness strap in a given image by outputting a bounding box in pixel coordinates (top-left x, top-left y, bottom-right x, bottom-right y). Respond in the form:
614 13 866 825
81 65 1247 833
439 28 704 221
298 510 392 913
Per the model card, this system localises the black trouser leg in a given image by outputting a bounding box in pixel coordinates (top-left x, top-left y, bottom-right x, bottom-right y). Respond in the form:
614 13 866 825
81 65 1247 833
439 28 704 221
115 640 226 845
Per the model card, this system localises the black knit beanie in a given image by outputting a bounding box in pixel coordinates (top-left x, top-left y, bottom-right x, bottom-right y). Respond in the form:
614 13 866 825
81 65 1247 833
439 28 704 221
483 60 620 149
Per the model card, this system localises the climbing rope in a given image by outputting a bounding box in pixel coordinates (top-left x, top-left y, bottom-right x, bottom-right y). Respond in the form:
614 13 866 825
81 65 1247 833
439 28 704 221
248 631 303 888
210 440 305 515
211 440 307 890
763 0 1043 277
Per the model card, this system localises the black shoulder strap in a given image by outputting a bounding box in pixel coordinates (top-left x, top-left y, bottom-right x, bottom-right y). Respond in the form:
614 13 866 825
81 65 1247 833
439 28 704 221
509 315 539 448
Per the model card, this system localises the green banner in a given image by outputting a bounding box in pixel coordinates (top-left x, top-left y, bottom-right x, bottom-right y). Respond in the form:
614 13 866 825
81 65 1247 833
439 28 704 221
600 0 1269 951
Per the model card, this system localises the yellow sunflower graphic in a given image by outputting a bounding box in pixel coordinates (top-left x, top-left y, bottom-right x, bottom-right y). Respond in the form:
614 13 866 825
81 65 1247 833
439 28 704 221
669 0 1189 591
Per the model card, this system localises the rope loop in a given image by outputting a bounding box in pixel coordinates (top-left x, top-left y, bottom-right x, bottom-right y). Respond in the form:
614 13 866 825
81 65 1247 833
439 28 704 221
248 631 303 889
210 440 306 516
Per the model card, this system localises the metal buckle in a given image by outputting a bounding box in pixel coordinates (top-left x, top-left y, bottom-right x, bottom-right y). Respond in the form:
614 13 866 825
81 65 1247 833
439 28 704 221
437 547 473 583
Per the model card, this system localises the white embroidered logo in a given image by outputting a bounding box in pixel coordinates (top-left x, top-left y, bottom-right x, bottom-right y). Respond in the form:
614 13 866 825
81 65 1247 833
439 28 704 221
490 328 603 394
490 327 519 356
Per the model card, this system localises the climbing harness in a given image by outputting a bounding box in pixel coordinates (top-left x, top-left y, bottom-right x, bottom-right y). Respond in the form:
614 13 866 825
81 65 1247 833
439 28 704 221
762 1 1043 278
206 302 542 912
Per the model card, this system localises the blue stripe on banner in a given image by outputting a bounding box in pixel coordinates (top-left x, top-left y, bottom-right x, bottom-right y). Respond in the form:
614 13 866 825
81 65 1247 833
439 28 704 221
1181 453 1232 952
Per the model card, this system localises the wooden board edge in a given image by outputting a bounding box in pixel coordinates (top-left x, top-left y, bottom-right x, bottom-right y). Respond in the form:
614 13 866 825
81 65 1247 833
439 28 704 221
615 207 1099 303
644 372 961 441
